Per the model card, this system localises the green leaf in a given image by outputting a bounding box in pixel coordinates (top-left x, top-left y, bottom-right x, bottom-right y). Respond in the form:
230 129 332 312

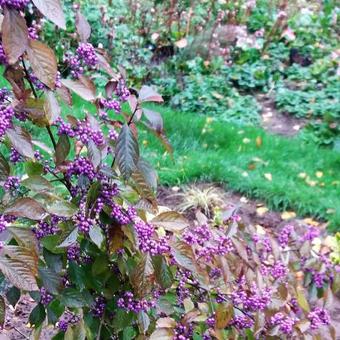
89 225 104 249
68 262 86 291
123 326 137 340
25 161 44 176
60 288 93 308
21 175 53 193
29 303 46 327
85 182 101 213
112 309 135 330
43 248 63 273
55 134 70 166
47 299 64 324
115 124 139 179
38 268 62 294
138 311 150 334
92 255 108 276
0 295 5 328
6 286 20 307
152 256 173 289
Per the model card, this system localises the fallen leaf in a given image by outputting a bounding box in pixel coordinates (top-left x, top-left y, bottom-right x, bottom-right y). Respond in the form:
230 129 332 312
315 171 323 178
303 218 319 226
256 207 268 216
264 173 272 181
298 172 307 179
243 138 251 144
281 211 296 220
256 136 262 148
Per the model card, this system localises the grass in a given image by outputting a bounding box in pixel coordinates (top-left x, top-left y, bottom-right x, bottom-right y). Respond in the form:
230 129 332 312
137 105 340 231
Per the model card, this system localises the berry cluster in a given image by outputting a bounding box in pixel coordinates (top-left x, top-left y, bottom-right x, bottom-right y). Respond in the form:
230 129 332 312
29 71 61 91
0 105 15 138
307 307 331 330
117 291 156 313
91 296 106 318
4 176 20 192
270 312 297 334
57 312 80 332
73 210 95 234
0 214 10 233
33 219 60 240
40 287 53 306
174 322 193 340
99 98 121 113
0 88 10 104
67 243 81 261
66 156 96 181
230 315 254 330
0 0 29 9
278 224 294 248
0 43 7 65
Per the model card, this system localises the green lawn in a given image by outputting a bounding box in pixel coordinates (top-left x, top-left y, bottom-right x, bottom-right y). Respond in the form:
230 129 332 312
138 105 340 231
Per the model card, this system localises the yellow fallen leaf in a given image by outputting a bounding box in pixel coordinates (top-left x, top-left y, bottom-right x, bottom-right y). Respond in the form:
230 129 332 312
264 173 272 181
256 207 268 216
206 117 213 123
303 218 319 226
243 138 251 144
298 172 307 179
306 178 317 186
315 171 323 178
256 136 262 148
281 211 296 220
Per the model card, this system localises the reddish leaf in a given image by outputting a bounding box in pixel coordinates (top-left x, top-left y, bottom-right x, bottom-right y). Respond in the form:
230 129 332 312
31 0 66 29
55 134 70 166
96 52 116 77
62 77 96 101
4 66 26 100
5 197 47 220
0 296 5 328
56 85 72 106
76 10 91 42
151 211 188 232
139 85 163 103
44 91 61 124
131 254 154 297
143 108 163 132
2 8 28 64
27 39 58 89
6 126 34 158
108 223 124 255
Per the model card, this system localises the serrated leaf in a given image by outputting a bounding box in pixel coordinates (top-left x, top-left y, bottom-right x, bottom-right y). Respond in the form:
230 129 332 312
216 303 233 329
296 287 310 312
171 240 196 272
108 223 124 255
8 226 38 251
21 175 53 193
27 39 58 89
60 289 92 308
138 311 150 334
31 0 66 29
115 124 139 179
76 10 91 42
139 85 163 103
5 197 47 220
0 256 38 291
2 8 28 64
151 211 188 232
62 77 96 101
136 158 158 190
6 286 20 307
58 227 78 248
44 91 61 124
55 134 70 166
6 126 34 158
131 254 154 297
150 328 174 340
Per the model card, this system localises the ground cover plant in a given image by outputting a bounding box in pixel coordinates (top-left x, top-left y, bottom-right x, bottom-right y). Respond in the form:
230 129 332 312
0 1 339 339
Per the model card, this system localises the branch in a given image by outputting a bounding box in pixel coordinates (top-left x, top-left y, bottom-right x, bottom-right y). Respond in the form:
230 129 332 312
21 59 38 99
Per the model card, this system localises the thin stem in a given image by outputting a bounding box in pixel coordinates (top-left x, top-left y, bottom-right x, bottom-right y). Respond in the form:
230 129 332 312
21 59 38 99
96 313 105 340
46 126 57 149
14 327 29 339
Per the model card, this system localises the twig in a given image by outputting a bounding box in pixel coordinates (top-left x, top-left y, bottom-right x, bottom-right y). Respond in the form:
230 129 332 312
13 327 30 339
46 126 57 149
21 59 38 99
96 314 105 340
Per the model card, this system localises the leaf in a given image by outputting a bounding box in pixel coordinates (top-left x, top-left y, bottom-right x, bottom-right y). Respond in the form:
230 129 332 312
87 140 103 169
5 197 47 220
0 151 10 182
131 254 154 297
150 328 174 340
38 268 62 294
6 286 20 307
58 227 78 248
60 289 92 308
56 85 72 106
6 126 34 158
27 39 58 89
0 256 38 291
55 134 70 166
89 225 104 248
216 303 233 329
62 77 96 101
21 175 53 193
8 226 38 251
44 91 61 124
115 124 139 179
264 173 272 181
108 223 124 255
0 295 5 328
152 255 173 289
143 108 163 132
138 311 150 334
175 38 188 48
171 240 196 272
31 0 66 29
139 85 163 103
136 158 158 190
76 10 91 42
2 8 28 64
151 211 188 232
47 200 78 217
3 245 38 275
29 303 46 327
296 287 310 312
